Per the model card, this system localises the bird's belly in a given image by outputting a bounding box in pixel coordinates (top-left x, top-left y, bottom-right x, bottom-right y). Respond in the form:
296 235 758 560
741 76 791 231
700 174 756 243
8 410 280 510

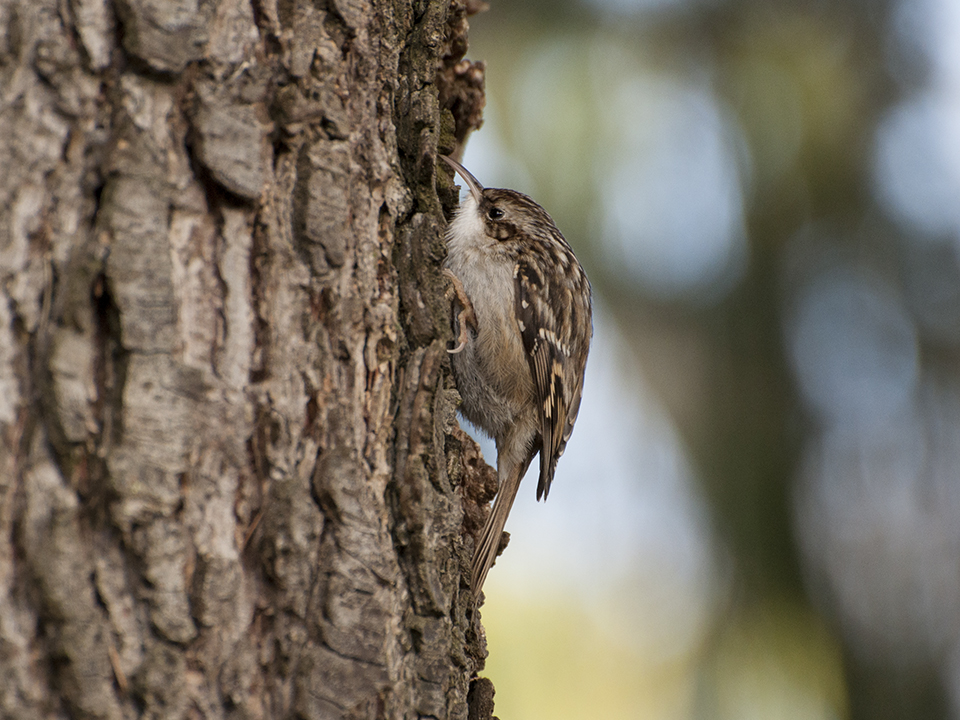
446 246 535 436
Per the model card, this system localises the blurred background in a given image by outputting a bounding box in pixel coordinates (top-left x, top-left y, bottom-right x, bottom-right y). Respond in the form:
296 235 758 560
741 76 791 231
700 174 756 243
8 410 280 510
457 0 960 718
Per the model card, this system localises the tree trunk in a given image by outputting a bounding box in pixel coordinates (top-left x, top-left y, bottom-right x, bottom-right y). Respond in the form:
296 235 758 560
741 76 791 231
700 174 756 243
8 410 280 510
0 0 493 717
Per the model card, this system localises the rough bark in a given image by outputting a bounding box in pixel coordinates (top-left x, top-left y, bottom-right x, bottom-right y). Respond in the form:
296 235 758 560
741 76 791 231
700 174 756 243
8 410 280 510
0 0 493 718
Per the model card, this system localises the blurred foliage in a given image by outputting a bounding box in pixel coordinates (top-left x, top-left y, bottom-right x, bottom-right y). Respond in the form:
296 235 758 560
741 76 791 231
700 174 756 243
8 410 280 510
466 0 960 718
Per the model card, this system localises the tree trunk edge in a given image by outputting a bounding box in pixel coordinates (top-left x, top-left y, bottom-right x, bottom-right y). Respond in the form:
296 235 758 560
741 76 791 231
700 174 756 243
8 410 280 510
0 0 494 718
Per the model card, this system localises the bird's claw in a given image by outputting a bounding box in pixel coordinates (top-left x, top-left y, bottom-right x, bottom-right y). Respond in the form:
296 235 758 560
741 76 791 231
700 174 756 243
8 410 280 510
444 268 476 354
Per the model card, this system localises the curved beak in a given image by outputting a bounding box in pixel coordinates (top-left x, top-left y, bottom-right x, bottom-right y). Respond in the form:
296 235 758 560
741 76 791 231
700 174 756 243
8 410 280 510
440 155 484 204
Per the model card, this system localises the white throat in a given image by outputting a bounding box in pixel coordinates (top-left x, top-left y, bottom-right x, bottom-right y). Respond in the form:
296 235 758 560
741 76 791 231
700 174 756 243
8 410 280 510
446 194 488 253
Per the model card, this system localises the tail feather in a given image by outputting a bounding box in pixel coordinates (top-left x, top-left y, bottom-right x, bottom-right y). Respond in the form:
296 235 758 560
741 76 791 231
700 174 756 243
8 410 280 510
471 464 524 601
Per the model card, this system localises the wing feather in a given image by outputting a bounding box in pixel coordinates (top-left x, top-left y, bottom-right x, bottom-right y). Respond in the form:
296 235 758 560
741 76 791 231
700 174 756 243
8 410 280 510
514 258 590 500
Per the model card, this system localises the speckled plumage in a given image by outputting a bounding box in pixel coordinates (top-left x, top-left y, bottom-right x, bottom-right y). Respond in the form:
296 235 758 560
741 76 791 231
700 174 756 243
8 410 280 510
440 155 593 601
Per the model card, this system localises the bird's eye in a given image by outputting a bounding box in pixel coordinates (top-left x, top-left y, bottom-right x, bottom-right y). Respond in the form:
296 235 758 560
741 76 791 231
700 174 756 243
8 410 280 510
487 207 504 220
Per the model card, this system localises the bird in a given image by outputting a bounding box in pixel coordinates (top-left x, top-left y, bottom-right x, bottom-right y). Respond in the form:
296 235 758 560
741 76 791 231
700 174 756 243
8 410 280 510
439 154 593 602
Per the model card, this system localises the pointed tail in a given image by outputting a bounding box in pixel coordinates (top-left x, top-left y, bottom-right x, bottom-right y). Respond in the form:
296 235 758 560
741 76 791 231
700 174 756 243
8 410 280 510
471 462 525 602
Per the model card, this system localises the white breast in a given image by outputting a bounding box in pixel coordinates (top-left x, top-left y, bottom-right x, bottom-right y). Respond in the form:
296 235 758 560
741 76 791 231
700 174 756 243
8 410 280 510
444 197 533 406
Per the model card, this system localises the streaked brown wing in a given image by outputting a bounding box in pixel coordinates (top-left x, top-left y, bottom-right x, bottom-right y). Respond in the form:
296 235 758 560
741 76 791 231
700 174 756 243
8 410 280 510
514 258 589 500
